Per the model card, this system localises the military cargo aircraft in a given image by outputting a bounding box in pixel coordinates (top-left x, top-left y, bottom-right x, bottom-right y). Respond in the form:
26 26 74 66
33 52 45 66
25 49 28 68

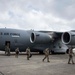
0 28 74 55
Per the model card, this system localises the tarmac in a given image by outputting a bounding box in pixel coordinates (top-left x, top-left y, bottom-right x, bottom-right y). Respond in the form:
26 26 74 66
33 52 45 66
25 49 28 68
0 52 75 75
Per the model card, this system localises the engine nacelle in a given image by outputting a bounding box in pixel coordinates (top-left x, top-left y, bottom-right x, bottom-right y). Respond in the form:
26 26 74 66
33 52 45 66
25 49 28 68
30 32 53 43
62 31 75 45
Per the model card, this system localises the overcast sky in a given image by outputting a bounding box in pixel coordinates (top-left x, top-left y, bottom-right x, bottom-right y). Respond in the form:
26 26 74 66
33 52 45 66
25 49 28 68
0 0 75 32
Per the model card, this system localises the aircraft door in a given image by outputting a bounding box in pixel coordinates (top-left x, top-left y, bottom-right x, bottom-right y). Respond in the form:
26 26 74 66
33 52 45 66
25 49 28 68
5 41 11 56
5 41 10 48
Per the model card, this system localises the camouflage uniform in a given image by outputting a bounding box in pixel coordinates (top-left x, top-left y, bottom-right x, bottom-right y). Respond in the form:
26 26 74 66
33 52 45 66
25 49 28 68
26 47 31 60
68 47 74 64
43 48 50 62
5 46 7 55
15 48 19 58
5 45 10 56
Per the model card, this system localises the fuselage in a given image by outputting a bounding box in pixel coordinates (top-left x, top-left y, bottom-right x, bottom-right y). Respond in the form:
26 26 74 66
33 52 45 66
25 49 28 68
0 28 33 52
0 28 68 53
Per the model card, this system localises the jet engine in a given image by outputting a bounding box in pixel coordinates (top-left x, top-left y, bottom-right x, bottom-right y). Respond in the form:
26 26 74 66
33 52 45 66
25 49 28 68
30 32 53 43
62 31 75 45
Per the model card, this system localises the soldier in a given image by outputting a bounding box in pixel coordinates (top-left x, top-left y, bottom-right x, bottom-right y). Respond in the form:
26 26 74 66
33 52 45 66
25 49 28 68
68 47 74 64
26 47 31 60
42 48 50 62
5 43 10 56
5 45 7 55
15 47 19 58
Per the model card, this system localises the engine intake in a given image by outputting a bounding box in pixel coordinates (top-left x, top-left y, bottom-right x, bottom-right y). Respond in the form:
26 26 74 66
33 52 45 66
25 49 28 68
62 31 75 45
30 32 53 43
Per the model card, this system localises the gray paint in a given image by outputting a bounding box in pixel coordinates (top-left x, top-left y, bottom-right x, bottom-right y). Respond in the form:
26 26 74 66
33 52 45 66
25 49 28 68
0 28 68 53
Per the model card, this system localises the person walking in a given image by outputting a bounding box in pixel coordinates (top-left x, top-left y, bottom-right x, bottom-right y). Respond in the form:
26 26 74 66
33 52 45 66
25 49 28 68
26 47 31 60
42 48 50 62
5 43 10 56
15 47 19 58
68 47 74 64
